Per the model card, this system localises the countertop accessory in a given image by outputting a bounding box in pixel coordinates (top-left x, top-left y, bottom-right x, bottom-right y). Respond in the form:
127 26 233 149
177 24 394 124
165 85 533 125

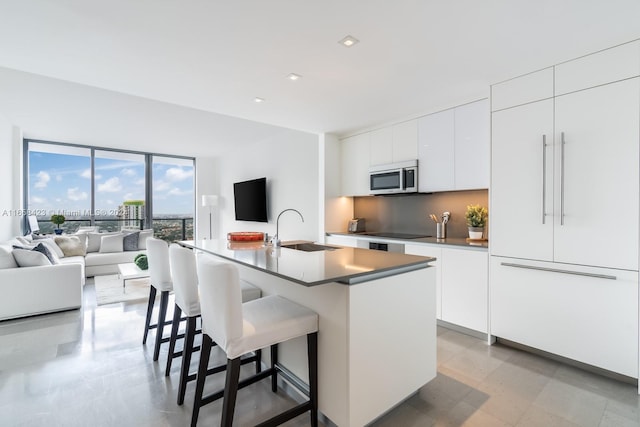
348 218 366 233
465 204 488 239
429 214 439 223
227 231 264 242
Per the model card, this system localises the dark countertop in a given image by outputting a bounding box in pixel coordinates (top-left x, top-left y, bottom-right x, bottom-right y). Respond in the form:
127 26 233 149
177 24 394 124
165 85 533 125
327 232 489 250
178 239 436 287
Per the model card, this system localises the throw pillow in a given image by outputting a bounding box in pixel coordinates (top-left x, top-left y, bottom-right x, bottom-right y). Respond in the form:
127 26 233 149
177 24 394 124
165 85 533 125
99 233 124 253
12 248 51 267
123 231 140 251
32 243 60 265
86 232 118 253
39 238 66 258
0 246 18 269
54 236 87 257
137 229 154 249
16 236 32 245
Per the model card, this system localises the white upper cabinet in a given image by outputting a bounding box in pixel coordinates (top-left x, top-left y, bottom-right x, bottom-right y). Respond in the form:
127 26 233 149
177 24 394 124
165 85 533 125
491 67 554 111
418 99 489 192
369 120 418 167
418 109 455 192
491 99 554 261
369 127 392 166
454 99 489 190
340 133 371 196
553 78 639 270
391 120 418 162
555 40 640 96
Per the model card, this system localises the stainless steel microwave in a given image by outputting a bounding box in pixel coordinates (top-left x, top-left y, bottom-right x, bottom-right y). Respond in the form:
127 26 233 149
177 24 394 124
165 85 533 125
369 160 418 195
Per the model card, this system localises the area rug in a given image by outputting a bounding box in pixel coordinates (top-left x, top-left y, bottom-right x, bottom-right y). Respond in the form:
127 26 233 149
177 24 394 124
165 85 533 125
94 274 151 306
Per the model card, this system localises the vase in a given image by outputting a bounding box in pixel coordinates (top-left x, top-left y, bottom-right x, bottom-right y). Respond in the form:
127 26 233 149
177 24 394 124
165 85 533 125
54 229 63 235
468 226 484 240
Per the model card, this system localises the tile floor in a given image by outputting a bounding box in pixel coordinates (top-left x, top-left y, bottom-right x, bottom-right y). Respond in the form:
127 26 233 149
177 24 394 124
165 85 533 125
0 282 638 427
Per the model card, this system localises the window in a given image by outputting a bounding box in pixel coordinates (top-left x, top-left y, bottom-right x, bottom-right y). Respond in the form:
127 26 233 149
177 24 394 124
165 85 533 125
24 140 195 241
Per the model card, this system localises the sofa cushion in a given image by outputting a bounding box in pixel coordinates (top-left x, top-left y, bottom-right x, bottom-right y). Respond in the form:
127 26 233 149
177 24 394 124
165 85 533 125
138 230 154 249
123 231 140 251
85 250 146 267
41 238 66 258
55 236 87 257
0 246 18 269
86 232 118 253
12 248 51 267
99 234 124 253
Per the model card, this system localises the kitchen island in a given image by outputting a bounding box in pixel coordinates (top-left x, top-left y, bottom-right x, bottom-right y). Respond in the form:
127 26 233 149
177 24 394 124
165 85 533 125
179 239 437 427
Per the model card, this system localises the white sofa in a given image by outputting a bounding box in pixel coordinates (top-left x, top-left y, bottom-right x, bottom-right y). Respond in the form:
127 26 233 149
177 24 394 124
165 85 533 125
0 230 151 321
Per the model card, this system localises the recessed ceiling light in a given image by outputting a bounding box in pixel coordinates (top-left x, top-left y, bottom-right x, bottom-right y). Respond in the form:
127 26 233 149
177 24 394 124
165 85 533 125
339 35 359 47
287 73 302 81
254 97 265 103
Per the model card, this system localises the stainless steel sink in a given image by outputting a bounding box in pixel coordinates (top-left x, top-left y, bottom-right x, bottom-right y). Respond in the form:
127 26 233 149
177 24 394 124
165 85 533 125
281 242 339 252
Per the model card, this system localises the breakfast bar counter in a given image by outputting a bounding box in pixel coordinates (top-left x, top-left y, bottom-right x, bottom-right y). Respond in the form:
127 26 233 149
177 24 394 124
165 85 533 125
179 239 437 427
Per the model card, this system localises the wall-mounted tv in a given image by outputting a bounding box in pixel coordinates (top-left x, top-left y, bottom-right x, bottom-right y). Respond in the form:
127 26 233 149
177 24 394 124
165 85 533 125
233 177 268 222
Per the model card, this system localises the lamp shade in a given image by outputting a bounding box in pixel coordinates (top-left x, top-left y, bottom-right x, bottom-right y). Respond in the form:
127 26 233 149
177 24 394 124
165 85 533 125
202 195 218 207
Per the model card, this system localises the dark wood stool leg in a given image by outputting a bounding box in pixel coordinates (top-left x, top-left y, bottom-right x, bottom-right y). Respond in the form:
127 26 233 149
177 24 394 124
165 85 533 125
221 357 242 427
165 304 182 376
270 344 278 392
142 285 157 345
191 333 213 427
308 332 318 427
153 290 170 361
177 316 197 405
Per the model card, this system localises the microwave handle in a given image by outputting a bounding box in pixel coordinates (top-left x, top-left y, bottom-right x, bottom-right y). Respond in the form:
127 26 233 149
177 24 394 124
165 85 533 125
401 169 407 190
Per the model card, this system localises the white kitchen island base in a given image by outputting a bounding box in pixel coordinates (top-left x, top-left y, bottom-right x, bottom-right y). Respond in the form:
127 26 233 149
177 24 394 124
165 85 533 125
233 262 437 427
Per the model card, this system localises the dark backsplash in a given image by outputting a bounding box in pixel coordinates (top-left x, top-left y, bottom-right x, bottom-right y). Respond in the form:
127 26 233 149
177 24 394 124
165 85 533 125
353 190 489 238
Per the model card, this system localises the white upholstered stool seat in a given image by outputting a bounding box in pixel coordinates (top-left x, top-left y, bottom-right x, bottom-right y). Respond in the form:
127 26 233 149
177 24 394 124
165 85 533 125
192 257 319 427
166 245 262 405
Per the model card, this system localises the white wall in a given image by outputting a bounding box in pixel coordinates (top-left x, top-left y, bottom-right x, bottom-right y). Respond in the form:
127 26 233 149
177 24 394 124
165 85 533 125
0 114 18 240
218 129 320 243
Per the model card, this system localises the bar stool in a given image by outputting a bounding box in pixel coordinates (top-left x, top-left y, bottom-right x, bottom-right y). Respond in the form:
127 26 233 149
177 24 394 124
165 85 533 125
165 244 262 405
192 257 319 427
143 237 174 361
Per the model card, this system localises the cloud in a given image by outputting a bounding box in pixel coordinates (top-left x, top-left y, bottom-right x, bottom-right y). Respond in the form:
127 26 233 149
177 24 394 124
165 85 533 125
56 175 63 182
34 171 50 189
31 196 46 204
97 177 122 192
168 188 193 196
165 167 193 182
67 187 88 201
81 169 102 180
121 168 136 177
154 180 171 191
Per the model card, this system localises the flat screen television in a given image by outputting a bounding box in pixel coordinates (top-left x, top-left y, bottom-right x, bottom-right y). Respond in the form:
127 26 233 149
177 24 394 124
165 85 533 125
233 177 268 222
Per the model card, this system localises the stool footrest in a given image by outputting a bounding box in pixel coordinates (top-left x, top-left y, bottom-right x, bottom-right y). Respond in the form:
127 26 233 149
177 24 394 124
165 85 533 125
254 402 313 427
201 368 273 406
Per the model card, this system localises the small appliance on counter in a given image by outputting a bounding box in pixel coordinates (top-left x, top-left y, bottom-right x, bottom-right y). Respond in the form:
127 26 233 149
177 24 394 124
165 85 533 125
347 218 366 233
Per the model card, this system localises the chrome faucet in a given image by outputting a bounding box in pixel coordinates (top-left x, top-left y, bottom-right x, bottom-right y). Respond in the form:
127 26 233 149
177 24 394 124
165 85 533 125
272 208 304 247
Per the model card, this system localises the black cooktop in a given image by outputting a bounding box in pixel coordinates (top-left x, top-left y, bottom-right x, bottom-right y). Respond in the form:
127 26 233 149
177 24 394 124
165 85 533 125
361 232 432 239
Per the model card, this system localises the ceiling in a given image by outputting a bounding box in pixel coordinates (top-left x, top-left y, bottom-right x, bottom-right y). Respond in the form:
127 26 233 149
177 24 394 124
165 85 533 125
1 0 640 142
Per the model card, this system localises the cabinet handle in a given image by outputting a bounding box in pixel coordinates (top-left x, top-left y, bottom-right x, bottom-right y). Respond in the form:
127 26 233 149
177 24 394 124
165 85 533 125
560 132 566 225
500 262 617 280
542 135 547 224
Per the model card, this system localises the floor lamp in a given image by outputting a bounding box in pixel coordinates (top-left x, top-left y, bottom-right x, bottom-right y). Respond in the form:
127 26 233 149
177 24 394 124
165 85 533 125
201 195 218 239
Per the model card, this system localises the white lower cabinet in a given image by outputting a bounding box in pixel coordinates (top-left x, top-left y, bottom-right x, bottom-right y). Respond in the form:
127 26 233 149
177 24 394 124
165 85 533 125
441 248 488 333
491 256 639 378
404 244 442 320
405 244 488 332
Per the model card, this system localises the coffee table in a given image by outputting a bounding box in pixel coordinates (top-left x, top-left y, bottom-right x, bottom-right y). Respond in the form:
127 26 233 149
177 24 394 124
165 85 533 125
117 263 150 288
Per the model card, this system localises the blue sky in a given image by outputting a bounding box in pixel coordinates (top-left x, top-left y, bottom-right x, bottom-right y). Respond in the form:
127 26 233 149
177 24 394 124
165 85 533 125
29 151 194 216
